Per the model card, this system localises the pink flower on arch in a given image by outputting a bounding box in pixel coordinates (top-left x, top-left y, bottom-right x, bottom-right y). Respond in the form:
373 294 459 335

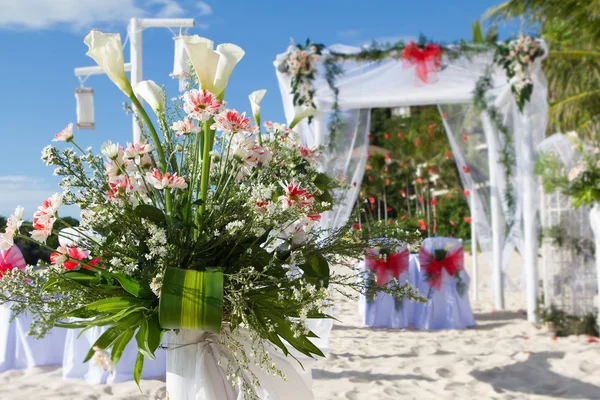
182 89 221 121
211 109 252 133
462 165 471 173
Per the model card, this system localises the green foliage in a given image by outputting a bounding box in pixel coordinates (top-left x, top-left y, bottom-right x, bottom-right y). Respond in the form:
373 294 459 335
540 305 599 337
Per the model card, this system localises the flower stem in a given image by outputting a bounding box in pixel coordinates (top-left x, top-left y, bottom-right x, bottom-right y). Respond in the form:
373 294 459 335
129 94 172 215
196 120 213 228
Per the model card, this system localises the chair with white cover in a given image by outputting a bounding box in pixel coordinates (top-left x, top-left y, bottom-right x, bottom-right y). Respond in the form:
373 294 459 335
358 240 415 328
63 326 167 383
0 245 67 371
414 237 474 330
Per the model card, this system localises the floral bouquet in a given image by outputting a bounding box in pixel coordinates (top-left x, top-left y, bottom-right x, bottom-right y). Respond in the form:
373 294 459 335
0 30 423 395
536 131 600 207
494 35 544 111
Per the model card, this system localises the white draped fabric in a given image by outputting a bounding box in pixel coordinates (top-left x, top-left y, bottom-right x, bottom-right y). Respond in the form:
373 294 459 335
274 41 549 318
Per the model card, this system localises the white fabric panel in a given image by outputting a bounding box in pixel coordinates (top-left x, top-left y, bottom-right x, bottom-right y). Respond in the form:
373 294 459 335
0 304 67 372
165 329 314 400
63 325 167 383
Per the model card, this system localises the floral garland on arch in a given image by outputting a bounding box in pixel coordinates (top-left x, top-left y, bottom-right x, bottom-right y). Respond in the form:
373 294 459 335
281 35 544 223
0 31 425 397
473 35 545 224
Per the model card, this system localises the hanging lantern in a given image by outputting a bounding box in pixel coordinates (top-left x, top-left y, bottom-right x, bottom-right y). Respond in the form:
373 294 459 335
75 87 94 130
172 36 190 91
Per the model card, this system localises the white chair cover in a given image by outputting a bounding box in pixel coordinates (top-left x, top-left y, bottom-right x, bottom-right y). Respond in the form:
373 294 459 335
63 325 166 383
358 243 416 328
0 304 67 372
414 237 475 330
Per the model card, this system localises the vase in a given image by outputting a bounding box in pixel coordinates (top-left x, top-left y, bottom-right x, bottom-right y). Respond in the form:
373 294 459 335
589 204 600 328
165 328 316 400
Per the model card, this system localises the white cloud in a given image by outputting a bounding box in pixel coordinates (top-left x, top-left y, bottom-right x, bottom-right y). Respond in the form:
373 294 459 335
0 0 213 30
197 2 212 16
0 176 79 219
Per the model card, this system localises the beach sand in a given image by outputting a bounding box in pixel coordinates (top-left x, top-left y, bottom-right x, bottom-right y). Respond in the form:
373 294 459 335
0 252 599 399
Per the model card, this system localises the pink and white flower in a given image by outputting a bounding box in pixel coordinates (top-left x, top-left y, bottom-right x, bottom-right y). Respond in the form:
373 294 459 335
279 182 314 211
230 134 272 182
211 109 252 133
171 117 200 137
123 142 154 165
30 194 62 244
0 206 24 251
145 169 188 190
53 123 74 142
568 164 585 182
298 145 319 165
107 176 134 199
182 89 221 121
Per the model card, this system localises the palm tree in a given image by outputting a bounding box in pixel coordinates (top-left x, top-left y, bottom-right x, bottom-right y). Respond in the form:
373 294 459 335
486 0 600 138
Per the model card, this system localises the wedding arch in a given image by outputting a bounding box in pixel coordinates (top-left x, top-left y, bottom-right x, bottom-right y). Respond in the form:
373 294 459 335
274 37 549 321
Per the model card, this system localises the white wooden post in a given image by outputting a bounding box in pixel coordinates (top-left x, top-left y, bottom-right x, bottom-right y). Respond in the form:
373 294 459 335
589 204 600 329
129 18 143 143
470 185 478 301
521 114 539 323
481 112 505 310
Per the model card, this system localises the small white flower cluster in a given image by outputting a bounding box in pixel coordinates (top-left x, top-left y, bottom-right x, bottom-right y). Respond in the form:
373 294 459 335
143 221 168 261
150 272 163 297
225 220 245 235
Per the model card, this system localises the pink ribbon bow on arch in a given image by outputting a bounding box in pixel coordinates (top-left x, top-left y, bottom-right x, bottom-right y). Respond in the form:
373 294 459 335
418 246 464 291
365 247 409 285
401 41 442 85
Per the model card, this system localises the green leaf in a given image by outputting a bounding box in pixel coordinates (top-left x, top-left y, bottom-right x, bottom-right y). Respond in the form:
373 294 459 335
67 297 147 318
42 270 101 292
111 327 136 365
83 320 134 362
158 268 223 333
312 173 332 191
135 319 155 360
146 315 163 353
133 352 144 390
135 204 166 223
113 273 153 299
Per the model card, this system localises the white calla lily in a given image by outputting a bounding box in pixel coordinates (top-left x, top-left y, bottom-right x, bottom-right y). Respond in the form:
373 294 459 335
249 89 267 123
180 35 244 96
134 80 165 116
289 105 320 129
84 31 133 96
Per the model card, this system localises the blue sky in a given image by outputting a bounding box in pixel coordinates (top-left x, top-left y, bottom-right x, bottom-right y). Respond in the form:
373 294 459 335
0 0 520 218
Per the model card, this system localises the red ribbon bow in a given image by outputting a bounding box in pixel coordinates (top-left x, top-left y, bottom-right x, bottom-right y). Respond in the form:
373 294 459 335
418 246 464 290
401 41 441 85
365 247 409 285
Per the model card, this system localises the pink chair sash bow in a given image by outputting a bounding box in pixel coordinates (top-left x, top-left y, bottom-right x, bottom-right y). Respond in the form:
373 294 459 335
401 41 442 85
365 247 409 285
419 246 464 291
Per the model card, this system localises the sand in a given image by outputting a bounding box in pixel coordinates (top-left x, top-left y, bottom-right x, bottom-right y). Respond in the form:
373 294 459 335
0 252 599 400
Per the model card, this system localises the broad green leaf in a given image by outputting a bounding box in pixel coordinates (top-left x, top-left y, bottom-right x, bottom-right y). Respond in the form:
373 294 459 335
113 273 153 299
158 267 223 333
133 352 144 390
135 319 155 360
67 297 147 318
312 173 331 190
42 270 101 292
146 315 163 353
111 327 136 365
135 204 166 223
